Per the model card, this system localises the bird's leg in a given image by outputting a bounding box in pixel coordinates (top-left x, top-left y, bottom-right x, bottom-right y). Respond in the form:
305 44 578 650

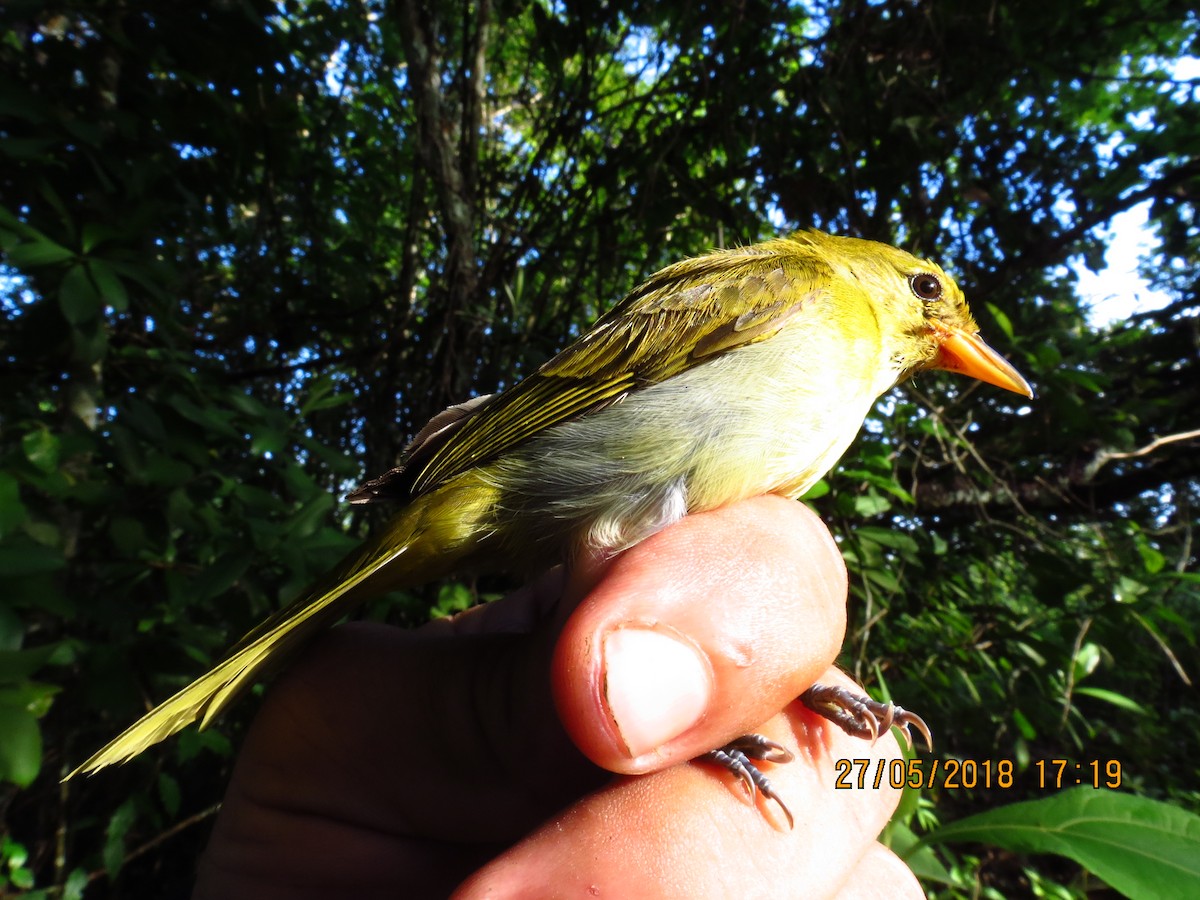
703 684 932 830
701 734 795 829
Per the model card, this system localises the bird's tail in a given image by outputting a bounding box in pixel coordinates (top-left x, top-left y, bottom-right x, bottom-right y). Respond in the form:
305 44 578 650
66 477 498 779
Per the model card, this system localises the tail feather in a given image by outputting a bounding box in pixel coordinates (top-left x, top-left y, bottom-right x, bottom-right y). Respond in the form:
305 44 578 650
66 541 411 778
66 477 497 779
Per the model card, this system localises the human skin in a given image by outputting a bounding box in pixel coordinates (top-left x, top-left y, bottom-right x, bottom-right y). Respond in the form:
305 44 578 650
193 496 924 899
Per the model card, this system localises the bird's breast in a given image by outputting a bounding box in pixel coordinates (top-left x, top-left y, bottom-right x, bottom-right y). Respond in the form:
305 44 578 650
485 314 886 555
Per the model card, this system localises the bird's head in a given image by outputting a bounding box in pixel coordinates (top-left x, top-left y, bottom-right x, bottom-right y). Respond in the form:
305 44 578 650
799 231 1033 399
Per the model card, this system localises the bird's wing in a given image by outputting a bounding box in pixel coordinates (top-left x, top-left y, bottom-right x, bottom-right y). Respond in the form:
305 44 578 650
386 247 831 496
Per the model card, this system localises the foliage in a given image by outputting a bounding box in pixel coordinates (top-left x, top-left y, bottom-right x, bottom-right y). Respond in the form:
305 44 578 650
911 788 1200 900
0 0 1196 895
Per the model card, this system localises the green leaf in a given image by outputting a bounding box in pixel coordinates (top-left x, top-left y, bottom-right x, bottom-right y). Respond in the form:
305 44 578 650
158 773 182 817
1034 343 1063 369
141 453 194 487
284 491 334 539
87 260 130 311
1 835 29 870
250 428 287 456
1114 575 1148 604
63 867 89 900
916 789 1200 899
105 259 170 300
175 725 232 763
102 798 137 877
108 516 149 555
985 301 1015 341
1136 541 1165 575
1011 707 1037 739
21 428 60 474
0 681 60 717
0 645 61 681
838 468 915 503
7 239 73 268
863 566 902 592
1074 686 1146 714
884 820 953 886
852 493 892 517
171 395 242 440
0 136 59 160
800 478 829 500
431 582 475 618
227 391 269 417
0 835 37 892
70 318 108 363
0 704 41 786
300 377 354 414
0 535 65 576
856 526 919 554
1059 369 1107 393
190 552 252 603
59 264 102 324
0 472 27 538
0 605 22 651
81 222 114 254
1072 641 1101 681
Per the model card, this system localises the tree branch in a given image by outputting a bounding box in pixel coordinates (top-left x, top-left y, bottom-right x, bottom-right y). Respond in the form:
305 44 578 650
912 430 1198 520
393 0 481 403
1082 428 1200 480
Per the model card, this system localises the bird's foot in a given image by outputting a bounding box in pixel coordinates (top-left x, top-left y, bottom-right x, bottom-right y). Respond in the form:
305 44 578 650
801 682 933 751
703 685 932 830
701 734 795 829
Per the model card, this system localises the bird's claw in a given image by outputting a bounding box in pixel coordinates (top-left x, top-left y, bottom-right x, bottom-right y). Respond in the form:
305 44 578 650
702 735 795 830
800 682 933 751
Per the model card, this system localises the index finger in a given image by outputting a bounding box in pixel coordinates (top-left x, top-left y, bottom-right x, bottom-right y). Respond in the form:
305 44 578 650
456 668 919 900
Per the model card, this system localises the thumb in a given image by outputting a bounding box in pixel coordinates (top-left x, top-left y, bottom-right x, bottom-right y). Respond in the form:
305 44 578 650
554 494 847 774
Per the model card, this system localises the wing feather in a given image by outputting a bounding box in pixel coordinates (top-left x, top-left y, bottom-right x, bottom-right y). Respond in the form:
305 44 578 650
370 239 830 498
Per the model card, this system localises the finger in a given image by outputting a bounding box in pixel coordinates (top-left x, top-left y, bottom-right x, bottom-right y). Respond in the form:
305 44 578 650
553 494 847 773
836 844 925 900
196 619 597 899
455 669 913 900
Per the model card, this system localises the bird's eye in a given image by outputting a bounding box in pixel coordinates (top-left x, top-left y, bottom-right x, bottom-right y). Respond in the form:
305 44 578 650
909 273 942 301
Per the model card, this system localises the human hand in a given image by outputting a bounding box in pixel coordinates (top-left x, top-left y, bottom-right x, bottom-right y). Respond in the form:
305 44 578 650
193 496 922 899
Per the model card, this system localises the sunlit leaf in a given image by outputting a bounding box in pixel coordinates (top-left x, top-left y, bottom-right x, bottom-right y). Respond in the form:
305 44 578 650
916 789 1200 900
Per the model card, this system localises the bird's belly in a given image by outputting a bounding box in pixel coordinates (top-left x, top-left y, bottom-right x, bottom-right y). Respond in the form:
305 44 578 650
485 329 882 554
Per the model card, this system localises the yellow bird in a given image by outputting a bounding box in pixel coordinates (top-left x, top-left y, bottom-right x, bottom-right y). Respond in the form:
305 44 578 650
69 229 1031 780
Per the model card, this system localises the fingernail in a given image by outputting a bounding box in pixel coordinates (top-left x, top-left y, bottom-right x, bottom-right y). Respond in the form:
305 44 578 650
603 627 711 758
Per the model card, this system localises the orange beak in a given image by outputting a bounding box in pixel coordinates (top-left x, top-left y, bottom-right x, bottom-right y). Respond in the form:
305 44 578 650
932 324 1034 398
